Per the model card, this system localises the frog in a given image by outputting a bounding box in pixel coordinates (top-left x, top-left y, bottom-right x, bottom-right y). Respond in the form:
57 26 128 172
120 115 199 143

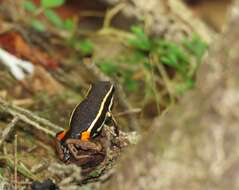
54 81 119 171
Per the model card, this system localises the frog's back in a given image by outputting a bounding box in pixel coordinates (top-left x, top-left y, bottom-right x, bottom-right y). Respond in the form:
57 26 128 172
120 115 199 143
65 81 114 139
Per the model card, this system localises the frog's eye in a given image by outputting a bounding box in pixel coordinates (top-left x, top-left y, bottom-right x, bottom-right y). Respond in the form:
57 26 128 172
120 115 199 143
81 131 90 141
56 129 67 141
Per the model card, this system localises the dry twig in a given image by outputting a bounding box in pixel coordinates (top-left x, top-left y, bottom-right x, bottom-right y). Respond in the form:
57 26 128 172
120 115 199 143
14 134 17 190
115 108 141 117
0 97 63 137
0 117 19 147
103 3 126 28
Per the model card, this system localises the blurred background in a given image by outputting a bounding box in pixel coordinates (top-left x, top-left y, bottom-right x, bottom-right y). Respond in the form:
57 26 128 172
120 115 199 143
0 0 234 189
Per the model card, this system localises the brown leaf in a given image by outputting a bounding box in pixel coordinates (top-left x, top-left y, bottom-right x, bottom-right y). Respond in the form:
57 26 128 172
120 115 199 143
0 32 59 69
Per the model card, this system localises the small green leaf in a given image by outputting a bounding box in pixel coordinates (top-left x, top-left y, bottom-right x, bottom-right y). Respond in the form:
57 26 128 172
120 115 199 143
175 79 195 95
130 25 145 38
31 20 46 32
124 79 139 92
41 0 65 8
22 1 37 12
64 19 74 31
44 9 63 28
128 25 151 51
183 35 207 62
0 167 3 176
143 61 152 70
161 56 173 66
128 38 151 51
98 61 118 76
126 51 146 64
75 40 94 55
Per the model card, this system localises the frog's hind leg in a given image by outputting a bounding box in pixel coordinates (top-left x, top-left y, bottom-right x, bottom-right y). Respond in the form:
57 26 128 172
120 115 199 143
67 143 96 164
66 139 104 165
65 139 103 152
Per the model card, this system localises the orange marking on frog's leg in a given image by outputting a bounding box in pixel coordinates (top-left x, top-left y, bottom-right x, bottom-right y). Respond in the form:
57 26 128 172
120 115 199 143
56 129 68 141
81 131 91 141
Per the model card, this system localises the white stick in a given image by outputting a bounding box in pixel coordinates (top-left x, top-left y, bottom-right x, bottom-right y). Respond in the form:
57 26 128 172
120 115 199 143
0 48 34 80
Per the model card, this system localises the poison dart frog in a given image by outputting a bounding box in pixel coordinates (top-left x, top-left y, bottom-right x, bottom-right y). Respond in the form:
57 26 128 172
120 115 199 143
55 81 119 165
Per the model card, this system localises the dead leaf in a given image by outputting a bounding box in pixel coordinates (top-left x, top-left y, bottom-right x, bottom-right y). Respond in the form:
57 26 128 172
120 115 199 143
0 31 59 69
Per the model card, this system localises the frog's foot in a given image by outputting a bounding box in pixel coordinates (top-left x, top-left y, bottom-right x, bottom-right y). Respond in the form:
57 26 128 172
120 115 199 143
66 142 106 167
65 139 103 153
67 143 96 164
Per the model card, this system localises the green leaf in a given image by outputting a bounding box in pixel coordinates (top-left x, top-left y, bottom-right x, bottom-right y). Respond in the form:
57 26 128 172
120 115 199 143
128 25 151 51
64 19 74 31
161 56 174 66
175 79 195 95
143 61 152 70
125 51 146 64
31 20 46 32
75 40 94 55
41 0 65 8
183 35 207 62
22 1 37 12
98 61 118 76
128 38 151 51
124 79 139 92
0 167 3 176
158 39 191 79
44 9 63 28
131 25 145 37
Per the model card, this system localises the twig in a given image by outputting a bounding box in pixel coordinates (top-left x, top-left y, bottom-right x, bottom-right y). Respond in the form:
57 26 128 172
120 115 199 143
0 156 38 181
0 117 19 147
103 3 126 28
0 48 34 80
0 97 63 137
115 108 141 117
114 83 140 131
12 98 34 107
157 62 175 104
31 160 48 174
14 134 18 190
148 55 162 114
97 27 134 43
97 168 115 183
0 176 15 190
79 10 105 18
15 181 32 185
